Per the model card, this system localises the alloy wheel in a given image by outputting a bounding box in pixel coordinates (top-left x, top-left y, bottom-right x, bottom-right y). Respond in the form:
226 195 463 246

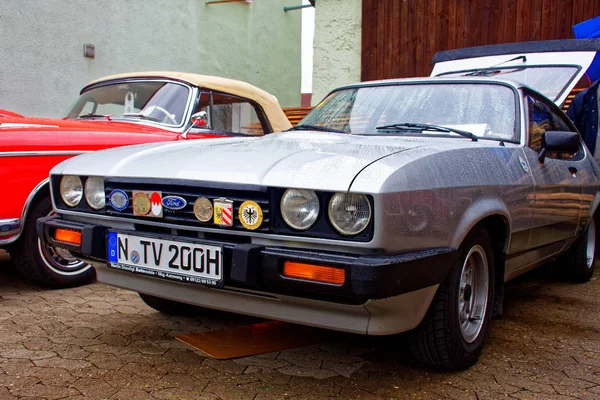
458 245 489 343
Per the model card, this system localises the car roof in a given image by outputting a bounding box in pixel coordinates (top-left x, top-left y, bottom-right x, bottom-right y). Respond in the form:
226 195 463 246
83 71 292 132
336 76 524 90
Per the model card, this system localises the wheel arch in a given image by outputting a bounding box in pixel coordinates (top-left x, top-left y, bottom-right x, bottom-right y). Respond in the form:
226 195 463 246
450 198 511 254
22 179 50 221
589 190 600 222
450 201 511 319
8 179 50 245
475 215 510 319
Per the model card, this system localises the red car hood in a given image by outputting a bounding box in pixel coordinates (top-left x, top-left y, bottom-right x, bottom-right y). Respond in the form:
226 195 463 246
0 117 220 152
0 116 169 133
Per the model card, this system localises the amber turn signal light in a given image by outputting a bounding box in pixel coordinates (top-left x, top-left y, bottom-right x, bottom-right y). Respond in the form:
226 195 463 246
53 229 82 246
282 261 345 285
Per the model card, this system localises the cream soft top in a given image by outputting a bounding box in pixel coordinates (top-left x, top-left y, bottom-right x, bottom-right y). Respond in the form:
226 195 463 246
85 71 292 132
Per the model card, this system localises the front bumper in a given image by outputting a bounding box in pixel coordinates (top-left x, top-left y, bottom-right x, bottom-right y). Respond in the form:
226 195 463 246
39 215 457 304
0 218 22 245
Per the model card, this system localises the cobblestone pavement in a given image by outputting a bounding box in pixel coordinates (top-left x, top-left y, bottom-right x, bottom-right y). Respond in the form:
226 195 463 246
0 251 599 400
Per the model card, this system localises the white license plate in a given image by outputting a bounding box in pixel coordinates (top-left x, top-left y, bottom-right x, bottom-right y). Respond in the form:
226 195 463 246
107 232 223 286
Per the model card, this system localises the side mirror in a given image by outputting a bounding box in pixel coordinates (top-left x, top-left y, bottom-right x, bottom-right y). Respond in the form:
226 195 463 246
182 111 209 139
538 131 580 163
191 110 208 125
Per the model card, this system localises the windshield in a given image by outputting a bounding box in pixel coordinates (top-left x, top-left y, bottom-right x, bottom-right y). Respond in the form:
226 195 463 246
439 66 579 102
297 83 517 141
67 81 191 126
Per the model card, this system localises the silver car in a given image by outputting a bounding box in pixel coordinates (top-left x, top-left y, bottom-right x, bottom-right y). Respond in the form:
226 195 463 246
40 40 600 369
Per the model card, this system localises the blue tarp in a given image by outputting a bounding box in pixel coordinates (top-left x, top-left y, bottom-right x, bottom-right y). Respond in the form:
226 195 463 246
574 16 600 82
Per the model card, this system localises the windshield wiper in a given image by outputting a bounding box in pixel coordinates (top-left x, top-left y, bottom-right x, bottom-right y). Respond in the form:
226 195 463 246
464 66 527 77
464 69 502 77
288 124 345 133
77 113 112 120
376 123 478 141
122 112 162 123
463 55 527 77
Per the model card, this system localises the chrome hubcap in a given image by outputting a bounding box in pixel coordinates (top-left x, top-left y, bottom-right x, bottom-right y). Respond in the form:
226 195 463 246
38 238 87 273
37 211 87 274
586 219 596 269
458 245 489 343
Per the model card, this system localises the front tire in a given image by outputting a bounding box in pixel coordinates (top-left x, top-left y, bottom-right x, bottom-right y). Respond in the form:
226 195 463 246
409 228 495 370
561 218 596 283
12 197 95 288
138 293 205 316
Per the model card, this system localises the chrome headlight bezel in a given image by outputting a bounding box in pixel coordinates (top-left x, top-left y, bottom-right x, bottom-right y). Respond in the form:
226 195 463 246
280 189 320 231
84 177 105 210
328 193 372 236
59 175 83 207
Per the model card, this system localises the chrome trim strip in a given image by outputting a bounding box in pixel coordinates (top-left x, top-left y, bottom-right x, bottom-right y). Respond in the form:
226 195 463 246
0 123 59 128
0 151 90 157
0 179 50 246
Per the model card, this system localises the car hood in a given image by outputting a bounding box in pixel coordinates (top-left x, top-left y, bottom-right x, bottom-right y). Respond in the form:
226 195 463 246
52 131 423 191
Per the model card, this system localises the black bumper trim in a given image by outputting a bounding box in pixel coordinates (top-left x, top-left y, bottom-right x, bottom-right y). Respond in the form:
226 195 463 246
39 216 456 303
260 247 456 299
37 215 108 257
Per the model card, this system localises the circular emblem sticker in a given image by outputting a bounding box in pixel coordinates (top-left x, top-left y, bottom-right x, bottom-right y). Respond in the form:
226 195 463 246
193 197 213 222
109 189 129 211
133 192 151 216
239 200 263 230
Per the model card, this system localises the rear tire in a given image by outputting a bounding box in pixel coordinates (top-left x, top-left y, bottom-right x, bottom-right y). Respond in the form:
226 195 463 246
138 293 205 316
12 197 95 288
561 218 596 283
409 228 495 370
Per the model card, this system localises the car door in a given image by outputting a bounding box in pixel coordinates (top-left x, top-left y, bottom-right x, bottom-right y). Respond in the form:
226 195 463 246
522 91 587 256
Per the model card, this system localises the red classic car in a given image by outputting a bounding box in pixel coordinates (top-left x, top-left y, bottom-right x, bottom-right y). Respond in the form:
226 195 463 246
0 71 291 288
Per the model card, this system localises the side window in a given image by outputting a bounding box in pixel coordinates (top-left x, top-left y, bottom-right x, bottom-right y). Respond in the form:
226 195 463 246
211 93 265 136
527 95 578 159
192 92 266 136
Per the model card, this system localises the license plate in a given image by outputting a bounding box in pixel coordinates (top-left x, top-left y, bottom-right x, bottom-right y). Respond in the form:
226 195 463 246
107 232 223 287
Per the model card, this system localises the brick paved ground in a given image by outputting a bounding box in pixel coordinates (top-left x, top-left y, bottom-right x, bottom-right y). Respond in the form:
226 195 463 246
0 250 599 400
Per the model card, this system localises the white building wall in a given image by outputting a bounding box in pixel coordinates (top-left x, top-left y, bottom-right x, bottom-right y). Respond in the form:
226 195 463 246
0 0 302 116
311 0 361 105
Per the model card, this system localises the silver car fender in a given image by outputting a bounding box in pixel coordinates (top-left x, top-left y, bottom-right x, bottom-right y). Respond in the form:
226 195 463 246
449 197 511 254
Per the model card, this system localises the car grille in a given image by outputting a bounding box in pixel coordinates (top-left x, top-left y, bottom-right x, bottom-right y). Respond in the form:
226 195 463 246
103 181 271 233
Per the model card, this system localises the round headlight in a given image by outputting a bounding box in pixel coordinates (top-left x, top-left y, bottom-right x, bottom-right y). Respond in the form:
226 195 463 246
280 189 320 230
59 176 83 207
328 193 372 235
85 177 105 210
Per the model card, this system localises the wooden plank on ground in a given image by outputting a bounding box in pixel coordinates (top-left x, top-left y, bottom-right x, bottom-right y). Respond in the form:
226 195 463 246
177 321 328 360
